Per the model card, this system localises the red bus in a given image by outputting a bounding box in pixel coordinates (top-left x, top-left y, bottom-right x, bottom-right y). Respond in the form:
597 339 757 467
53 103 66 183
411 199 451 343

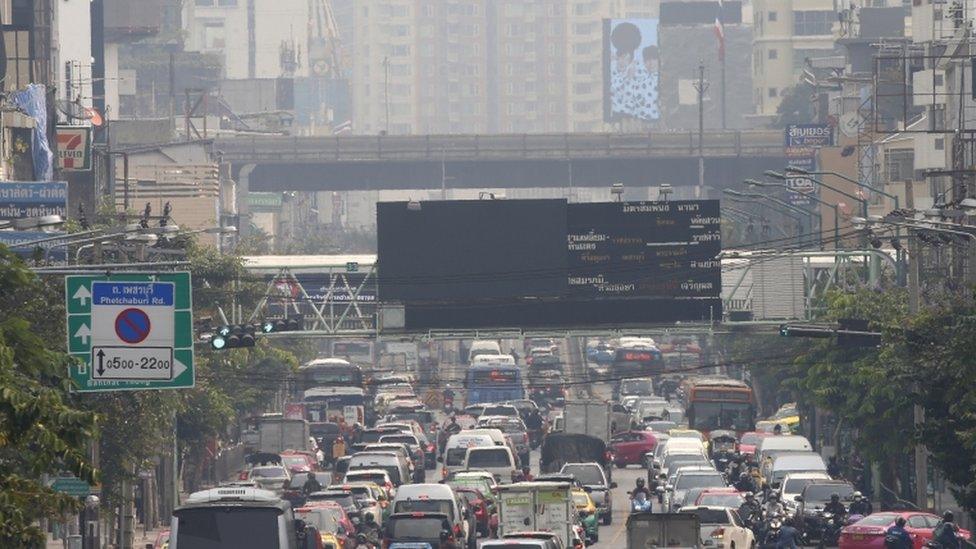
683 378 756 436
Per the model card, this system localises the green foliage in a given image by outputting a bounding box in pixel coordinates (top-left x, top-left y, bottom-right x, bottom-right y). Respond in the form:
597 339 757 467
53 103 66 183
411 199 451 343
0 248 98 547
773 82 816 128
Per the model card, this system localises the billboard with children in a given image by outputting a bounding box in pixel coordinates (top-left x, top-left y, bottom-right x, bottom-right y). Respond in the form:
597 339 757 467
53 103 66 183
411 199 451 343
603 18 661 123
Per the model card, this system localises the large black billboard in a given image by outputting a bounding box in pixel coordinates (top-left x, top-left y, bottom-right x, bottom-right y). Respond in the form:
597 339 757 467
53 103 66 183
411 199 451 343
376 199 722 331
567 201 721 299
377 199 568 301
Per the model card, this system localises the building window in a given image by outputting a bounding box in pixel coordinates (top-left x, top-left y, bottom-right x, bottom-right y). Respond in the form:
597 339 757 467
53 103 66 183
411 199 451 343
768 11 778 21
885 148 914 182
1 30 31 90
768 87 778 97
793 11 833 35
769 49 778 59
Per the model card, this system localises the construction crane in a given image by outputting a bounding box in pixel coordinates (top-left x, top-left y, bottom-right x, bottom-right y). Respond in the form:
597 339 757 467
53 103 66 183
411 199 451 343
308 0 344 79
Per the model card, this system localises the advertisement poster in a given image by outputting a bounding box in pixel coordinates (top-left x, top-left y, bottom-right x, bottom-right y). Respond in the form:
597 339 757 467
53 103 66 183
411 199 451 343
604 18 660 122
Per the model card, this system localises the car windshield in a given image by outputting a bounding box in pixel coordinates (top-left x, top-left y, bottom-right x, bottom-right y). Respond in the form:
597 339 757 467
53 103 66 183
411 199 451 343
682 509 730 524
309 493 355 508
295 507 344 534
487 420 526 433
250 467 286 478
803 484 854 503
448 478 492 495
361 430 398 443
857 514 899 526
394 499 453 516
621 379 654 394
665 455 707 469
389 517 448 539
382 435 418 446
675 474 726 490
174 507 281 549
573 493 591 507
562 465 604 486
347 473 387 485
281 456 307 467
446 448 471 466
740 433 765 445
784 478 818 494
467 449 512 467
699 494 743 507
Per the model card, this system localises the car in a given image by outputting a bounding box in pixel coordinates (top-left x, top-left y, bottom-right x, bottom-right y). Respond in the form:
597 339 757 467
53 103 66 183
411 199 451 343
668 470 728 512
384 511 464 548
306 488 362 524
463 445 518 483
738 431 769 459
347 451 411 487
245 464 290 494
294 503 354 549
502 531 566 549
610 430 658 467
778 472 833 512
334 481 389 524
840 512 972 549
479 416 532 465
794 480 856 539
392 483 473 548
362 442 417 473
560 462 616 525
694 487 746 509
456 487 497 538
481 404 521 418
282 471 331 508
503 399 541 419
482 540 553 549
645 420 679 433
353 427 406 452
618 377 655 398
280 450 318 475
379 432 427 478
342 468 394 496
445 471 500 507
572 488 600 543
679 505 755 549
654 450 710 483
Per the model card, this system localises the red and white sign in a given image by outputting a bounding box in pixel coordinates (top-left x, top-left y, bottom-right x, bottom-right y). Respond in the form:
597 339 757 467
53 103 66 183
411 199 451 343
56 126 92 171
284 403 306 420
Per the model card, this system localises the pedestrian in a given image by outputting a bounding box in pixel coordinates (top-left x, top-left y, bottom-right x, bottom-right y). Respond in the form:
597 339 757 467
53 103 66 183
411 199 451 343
332 435 346 462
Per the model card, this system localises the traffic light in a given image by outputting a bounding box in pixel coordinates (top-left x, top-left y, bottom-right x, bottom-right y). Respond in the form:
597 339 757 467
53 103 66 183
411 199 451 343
260 316 303 333
210 324 256 350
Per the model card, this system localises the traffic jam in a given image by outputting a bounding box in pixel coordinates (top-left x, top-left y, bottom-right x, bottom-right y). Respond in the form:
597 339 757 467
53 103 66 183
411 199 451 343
164 337 971 549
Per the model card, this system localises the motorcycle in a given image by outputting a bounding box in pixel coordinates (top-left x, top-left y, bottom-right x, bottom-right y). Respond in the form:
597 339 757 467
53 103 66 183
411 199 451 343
817 511 846 549
760 513 784 549
629 491 653 513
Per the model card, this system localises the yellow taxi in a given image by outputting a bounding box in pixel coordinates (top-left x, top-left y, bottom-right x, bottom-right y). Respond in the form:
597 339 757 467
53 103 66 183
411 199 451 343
572 488 600 544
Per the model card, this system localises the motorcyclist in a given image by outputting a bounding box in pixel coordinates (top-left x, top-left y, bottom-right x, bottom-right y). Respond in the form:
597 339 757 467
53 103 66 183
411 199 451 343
735 471 757 492
763 493 786 518
932 511 961 549
849 491 872 516
525 409 544 447
631 477 653 501
631 490 652 512
357 512 381 546
823 493 847 517
777 517 801 549
444 415 461 435
884 517 913 549
738 492 762 528
302 473 322 495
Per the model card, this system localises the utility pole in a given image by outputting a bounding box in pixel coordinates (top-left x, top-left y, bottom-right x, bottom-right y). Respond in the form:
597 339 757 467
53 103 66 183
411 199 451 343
693 61 708 190
904 178 927 510
383 56 391 134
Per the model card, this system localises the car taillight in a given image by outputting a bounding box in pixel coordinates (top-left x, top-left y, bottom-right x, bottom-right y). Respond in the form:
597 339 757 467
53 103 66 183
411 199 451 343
710 528 725 538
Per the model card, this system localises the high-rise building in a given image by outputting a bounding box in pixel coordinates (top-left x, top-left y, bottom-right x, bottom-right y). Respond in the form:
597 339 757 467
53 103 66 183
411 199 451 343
344 0 659 135
751 0 836 117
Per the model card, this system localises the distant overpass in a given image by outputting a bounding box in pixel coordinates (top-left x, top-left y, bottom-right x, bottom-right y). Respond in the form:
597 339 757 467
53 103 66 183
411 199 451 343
215 130 787 195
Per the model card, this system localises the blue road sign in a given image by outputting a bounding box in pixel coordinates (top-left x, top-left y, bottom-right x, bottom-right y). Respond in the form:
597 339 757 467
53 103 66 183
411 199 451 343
0 181 68 220
92 282 175 307
115 308 152 344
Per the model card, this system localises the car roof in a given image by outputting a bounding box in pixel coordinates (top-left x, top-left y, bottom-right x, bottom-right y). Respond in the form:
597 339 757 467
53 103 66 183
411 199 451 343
394 483 455 499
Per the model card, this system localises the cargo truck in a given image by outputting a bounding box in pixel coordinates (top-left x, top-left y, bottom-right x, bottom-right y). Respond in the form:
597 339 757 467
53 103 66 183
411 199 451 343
497 481 576 547
563 400 612 443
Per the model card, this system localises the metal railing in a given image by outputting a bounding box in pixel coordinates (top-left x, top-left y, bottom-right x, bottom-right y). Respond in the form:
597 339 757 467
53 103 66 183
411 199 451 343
216 130 784 162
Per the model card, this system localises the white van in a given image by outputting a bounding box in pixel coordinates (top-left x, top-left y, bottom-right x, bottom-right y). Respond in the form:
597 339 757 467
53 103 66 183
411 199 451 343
468 340 502 364
757 435 813 463
392 483 470 545
764 451 827 487
464 446 518 483
472 354 516 366
443 433 495 478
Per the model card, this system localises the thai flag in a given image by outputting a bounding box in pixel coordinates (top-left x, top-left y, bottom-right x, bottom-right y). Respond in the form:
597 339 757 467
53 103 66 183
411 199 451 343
714 0 726 61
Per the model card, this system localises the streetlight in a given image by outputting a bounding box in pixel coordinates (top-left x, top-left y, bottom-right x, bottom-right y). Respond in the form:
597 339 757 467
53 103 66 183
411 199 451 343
724 189 814 247
765 170 869 217
748 179 840 247
0 214 65 230
725 194 803 236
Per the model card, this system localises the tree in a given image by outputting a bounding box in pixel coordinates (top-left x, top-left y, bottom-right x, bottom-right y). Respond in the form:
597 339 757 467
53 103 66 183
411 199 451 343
774 82 816 128
0 248 98 547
